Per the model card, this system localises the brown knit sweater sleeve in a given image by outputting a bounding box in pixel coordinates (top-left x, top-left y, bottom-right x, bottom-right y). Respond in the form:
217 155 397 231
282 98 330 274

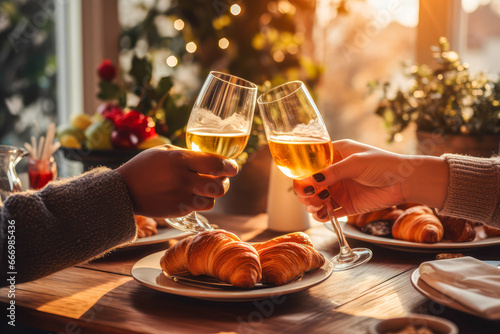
439 154 500 227
0 167 136 284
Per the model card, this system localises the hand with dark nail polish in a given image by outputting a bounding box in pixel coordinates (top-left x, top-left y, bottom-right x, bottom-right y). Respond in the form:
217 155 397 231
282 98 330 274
304 186 315 195
318 189 329 200
293 139 452 220
313 173 325 182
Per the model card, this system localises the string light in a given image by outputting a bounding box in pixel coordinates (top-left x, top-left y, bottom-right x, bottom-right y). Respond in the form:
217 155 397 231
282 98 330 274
394 133 403 142
286 43 298 54
173 19 184 31
273 50 285 62
260 13 272 25
278 0 294 14
230 4 241 16
166 55 178 67
186 41 197 53
218 38 230 49
267 2 278 13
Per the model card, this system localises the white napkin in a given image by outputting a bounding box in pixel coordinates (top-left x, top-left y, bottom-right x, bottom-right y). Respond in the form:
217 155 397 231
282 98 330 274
419 257 500 320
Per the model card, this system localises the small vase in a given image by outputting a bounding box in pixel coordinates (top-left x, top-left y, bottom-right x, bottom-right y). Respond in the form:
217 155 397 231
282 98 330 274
416 130 500 157
266 162 310 232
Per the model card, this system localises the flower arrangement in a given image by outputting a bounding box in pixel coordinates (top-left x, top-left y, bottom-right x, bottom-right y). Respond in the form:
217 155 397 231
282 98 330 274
374 37 500 142
58 56 189 151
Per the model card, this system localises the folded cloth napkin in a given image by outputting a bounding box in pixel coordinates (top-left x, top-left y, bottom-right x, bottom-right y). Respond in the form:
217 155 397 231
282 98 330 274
419 257 500 320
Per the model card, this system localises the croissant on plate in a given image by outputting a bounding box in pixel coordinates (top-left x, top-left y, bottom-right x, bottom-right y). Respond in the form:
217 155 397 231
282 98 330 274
347 207 404 228
252 232 313 252
135 215 158 238
392 206 444 243
482 223 500 237
160 230 262 289
438 215 476 242
254 233 325 286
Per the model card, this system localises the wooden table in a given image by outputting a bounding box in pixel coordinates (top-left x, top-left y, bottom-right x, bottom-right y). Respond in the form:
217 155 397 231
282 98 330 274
1 213 499 334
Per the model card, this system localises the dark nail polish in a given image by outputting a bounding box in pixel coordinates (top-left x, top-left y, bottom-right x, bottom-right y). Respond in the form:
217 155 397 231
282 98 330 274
319 212 328 219
304 186 315 195
318 189 330 200
313 173 325 182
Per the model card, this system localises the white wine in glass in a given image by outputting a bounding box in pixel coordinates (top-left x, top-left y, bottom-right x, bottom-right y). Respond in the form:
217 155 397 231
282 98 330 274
258 81 372 271
186 130 249 160
165 71 257 233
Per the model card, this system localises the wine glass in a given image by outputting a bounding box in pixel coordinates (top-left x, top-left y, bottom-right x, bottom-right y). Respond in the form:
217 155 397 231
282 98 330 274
257 81 372 271
165 71 258 232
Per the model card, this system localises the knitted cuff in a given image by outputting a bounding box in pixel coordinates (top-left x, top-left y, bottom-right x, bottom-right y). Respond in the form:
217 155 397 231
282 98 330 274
39 167 137 249
439 154 499 224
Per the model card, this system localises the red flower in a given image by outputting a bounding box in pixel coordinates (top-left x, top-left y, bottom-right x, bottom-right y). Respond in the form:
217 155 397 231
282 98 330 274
98 104 123 124
114 110 156 141
97 59 117 81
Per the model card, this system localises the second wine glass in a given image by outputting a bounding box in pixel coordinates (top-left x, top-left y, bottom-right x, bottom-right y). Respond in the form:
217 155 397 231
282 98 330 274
258 81 372 271
165 71 258 233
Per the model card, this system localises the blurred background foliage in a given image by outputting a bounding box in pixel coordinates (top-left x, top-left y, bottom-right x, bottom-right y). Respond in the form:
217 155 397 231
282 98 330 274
374 37 500 142
0 0 57 146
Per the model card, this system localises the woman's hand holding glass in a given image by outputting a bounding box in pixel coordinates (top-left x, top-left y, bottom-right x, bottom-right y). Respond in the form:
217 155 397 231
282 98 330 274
258 81 372 271
293 139 450 221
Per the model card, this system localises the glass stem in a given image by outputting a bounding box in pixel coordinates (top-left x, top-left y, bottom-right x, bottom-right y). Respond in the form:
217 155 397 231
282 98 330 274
326 199 356 263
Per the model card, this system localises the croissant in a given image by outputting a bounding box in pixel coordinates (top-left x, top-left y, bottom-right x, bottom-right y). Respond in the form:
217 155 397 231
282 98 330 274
347 208 404 228
160 230 262 289
392 206 443 243
438 215 476 242
252 232 313 252
258 242 325 286
482 224 500 237
135 215 158 238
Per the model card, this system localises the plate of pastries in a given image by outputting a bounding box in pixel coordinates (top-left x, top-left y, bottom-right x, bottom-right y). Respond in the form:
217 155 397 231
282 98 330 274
131 230 333 301
326 203 500 252
132 215 192 246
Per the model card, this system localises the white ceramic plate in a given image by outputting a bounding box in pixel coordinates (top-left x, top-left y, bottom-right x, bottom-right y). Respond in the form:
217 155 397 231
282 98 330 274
131 227 192 246
410 261 500 319
131 250 334 302
325 222 500 252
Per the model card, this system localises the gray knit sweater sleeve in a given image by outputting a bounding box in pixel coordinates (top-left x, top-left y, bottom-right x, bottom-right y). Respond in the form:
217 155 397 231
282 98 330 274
439 154 500 227
0 167 136 284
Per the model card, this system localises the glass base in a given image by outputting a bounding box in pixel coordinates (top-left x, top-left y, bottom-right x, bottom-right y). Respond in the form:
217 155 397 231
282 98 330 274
331 248 373 271
164 212 212 233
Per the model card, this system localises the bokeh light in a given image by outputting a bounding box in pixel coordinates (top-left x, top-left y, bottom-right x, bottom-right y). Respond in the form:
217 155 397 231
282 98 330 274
219 38 230 49
287 43 299 54
166 55 178 67
173 19 185 30
186 41 197 53
273 50 285 62
230 4 241 16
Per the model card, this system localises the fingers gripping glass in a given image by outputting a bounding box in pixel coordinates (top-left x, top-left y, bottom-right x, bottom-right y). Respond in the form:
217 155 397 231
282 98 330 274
257 81 372 271
165 72 258 233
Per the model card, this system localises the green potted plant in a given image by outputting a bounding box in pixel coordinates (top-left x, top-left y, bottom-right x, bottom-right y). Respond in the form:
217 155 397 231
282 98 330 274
374 37 500 157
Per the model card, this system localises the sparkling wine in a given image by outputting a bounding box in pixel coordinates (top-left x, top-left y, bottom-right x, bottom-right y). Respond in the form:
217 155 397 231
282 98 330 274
187 130 250 159
268 136 333 179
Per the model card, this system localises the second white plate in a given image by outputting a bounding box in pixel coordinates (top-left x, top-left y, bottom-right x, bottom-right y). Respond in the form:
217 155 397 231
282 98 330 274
131 250 334 302
325 222 500 252
132 228 192 246
410 261 500 320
